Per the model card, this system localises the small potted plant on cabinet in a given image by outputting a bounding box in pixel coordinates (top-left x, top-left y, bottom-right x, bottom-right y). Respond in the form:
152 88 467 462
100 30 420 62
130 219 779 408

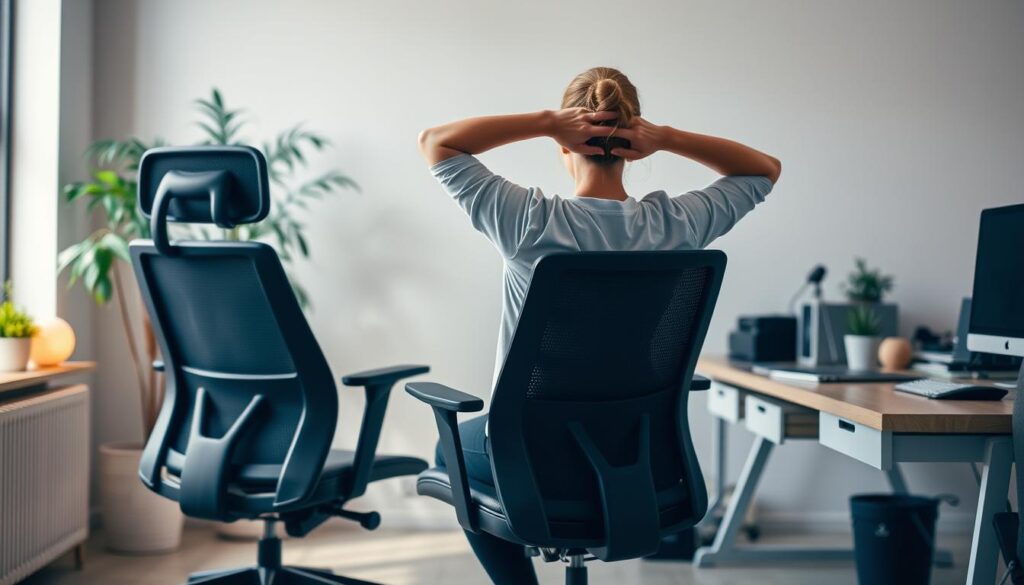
845 305 882 371
0 284 37 372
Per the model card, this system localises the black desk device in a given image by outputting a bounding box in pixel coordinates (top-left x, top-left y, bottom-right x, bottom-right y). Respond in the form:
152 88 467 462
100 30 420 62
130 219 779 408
728 315 796 362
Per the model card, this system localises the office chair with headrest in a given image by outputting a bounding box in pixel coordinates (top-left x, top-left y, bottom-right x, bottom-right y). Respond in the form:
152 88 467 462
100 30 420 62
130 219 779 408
406 251 724 585
130 145 429 585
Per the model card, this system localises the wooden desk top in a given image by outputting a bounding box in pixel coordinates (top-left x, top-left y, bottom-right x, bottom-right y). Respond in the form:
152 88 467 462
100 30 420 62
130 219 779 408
697 355 1013 434
0 362 96 396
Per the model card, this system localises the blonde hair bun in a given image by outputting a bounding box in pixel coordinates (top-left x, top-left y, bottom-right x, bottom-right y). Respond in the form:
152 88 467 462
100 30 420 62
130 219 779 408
562 67 639 125
561 67 640 164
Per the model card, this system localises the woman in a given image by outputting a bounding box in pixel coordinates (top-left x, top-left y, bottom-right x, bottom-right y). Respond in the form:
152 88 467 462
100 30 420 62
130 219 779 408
418 67 781 584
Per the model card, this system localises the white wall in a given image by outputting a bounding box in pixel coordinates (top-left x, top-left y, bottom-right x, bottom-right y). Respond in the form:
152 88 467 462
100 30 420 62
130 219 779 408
57 0 100 511
89 0 1024 530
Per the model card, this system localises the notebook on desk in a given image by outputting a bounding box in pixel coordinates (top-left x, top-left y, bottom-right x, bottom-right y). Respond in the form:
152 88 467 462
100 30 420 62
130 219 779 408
751 364 919 384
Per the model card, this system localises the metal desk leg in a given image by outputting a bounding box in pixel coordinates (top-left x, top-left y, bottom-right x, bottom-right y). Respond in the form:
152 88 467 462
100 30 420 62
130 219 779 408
695 435 771 566
885 464 909 494
694 436 853 566
703 416 728 520
966 437 1013 585
885 463 954 567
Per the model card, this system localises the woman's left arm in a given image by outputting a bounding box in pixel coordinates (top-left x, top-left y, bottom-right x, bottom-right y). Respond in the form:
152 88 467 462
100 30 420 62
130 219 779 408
418 109 618 166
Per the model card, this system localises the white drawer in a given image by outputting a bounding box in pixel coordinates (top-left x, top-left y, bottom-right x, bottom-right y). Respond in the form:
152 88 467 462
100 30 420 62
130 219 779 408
744 394 817 444
707 382 743 422
818 412 892 470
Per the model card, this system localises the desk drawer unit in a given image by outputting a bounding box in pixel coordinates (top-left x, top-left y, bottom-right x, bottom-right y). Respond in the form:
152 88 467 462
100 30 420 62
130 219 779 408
707 382 744 423
818 412 891 470
744 394 817 444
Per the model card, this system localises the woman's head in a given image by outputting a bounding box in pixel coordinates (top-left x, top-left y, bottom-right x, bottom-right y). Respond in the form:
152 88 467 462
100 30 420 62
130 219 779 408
561 67 640 167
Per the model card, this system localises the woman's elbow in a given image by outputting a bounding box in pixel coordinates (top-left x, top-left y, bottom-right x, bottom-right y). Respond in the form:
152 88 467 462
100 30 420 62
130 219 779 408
765 156 782 184
418 127 461 165
417 127 437 158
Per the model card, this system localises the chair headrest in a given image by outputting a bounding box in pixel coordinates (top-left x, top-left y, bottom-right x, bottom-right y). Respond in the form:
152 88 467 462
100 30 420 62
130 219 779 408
138 146 270 254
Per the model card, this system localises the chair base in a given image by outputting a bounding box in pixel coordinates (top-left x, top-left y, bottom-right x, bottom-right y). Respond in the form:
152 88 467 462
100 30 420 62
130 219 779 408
187 566 381 585
186 519 381 585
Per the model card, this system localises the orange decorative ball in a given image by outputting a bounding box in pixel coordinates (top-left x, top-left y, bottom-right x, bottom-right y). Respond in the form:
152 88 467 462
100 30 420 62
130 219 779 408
878 337 913 370
30 317 76 367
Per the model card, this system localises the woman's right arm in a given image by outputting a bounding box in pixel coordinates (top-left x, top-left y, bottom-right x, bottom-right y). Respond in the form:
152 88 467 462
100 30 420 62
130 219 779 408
418 109 618 166
613 121 782 184
421 109 616 256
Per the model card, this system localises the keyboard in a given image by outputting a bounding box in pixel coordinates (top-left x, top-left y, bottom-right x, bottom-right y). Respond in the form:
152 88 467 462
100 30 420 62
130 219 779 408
895 379 1008 400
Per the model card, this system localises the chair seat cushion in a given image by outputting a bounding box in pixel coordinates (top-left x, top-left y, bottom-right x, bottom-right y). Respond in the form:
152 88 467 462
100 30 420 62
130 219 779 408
417 466 695 547
166 447 426 489
239 449 427 487
417 467 525 543
161 448 427 517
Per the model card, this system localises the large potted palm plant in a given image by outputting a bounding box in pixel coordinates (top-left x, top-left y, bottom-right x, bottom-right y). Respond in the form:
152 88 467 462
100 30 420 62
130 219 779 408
60 89 357 552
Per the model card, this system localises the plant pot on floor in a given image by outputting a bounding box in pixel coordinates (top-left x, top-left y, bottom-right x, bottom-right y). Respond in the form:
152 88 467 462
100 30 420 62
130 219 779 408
845 335 881 371
99 442 184 554
0 337 31 372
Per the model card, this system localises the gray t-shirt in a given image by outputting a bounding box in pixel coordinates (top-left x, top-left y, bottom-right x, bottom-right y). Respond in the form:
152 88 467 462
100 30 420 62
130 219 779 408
431 153 773 386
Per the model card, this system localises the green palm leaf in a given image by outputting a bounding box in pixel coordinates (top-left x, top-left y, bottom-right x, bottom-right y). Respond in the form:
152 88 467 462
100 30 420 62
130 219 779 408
60 87 359 310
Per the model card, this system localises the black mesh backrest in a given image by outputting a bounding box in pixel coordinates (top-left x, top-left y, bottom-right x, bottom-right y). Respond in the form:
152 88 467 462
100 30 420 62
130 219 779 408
526 268 708 401
488 251 725 551
131 240 337 516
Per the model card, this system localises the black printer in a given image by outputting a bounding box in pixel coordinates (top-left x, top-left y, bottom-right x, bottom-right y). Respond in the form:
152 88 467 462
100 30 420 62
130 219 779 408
728 315 797 362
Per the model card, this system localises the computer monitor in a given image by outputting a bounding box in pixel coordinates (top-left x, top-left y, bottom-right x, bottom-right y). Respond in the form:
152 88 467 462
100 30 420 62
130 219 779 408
967 203 1024 357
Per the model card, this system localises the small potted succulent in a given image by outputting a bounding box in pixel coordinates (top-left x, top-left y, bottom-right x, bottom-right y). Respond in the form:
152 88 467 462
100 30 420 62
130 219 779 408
840 258 898 365
0 283 38 372
845 305 882 371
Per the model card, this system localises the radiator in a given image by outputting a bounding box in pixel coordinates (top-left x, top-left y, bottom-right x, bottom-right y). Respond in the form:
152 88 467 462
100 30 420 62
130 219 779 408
0 385 90 585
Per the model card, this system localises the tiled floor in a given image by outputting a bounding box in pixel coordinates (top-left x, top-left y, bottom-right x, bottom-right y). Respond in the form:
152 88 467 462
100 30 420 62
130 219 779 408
24 524 980 585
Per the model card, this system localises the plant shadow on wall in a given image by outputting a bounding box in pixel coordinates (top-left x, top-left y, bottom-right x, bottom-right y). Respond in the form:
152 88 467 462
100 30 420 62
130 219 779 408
57 89 359 438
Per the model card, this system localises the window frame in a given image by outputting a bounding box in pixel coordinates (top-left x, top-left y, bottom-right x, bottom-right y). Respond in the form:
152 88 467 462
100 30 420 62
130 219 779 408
0 0 12 282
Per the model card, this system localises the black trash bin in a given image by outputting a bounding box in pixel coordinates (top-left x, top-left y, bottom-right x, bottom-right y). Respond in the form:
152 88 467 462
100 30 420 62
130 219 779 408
850 494 939 585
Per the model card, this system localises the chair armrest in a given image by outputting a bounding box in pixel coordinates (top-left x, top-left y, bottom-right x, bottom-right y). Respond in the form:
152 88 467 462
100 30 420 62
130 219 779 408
406 381 483 532
340 364 430 500
691 375 711 391
342 364 430 388
406 382 484 412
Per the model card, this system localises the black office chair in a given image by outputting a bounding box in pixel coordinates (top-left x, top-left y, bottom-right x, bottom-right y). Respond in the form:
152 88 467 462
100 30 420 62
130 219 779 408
130 145 429 585
406 251 724 585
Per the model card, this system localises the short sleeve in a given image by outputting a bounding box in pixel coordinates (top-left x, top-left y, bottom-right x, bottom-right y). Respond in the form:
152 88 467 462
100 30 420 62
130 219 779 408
665 175 773 248
430 153 541 258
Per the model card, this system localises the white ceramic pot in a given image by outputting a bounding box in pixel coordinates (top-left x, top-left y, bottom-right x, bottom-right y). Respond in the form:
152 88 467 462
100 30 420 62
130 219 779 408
0 337 31 372
845 335 881 371
99 442 184 554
